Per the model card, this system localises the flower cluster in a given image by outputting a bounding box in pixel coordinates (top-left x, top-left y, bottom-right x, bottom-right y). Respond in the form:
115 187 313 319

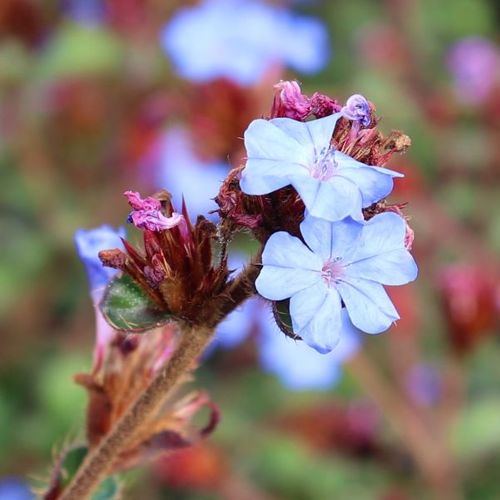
218 81 418 353
216 82 412 240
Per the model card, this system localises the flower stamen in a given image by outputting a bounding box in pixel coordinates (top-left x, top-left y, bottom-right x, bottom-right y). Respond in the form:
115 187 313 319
311 148 337 181
321 257 344 287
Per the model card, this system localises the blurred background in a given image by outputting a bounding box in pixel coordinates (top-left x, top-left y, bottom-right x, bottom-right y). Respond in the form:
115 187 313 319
0 0 499 498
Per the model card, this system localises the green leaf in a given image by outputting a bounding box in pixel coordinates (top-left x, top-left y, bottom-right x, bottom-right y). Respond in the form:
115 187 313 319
92 476 120 500
45 446 120 499
272 300 301 340
100 274 174 333
61 447 88 484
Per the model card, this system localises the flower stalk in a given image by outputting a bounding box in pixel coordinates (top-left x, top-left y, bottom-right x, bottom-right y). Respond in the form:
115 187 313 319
346 351 462 500
59 260 260 499
60 324 214 500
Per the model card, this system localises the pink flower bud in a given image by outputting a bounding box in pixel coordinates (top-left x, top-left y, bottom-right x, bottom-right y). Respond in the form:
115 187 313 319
341 94 372 126
124 190 184 232
271 80 311 120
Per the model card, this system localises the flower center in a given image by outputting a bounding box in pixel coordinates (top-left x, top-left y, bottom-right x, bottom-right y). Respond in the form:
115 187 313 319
321 257 344 287
311 148 337 181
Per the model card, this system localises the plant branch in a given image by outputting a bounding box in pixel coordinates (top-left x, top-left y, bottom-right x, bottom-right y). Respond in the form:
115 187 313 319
58 258 261 499
347 350 462 500
59 324 214 499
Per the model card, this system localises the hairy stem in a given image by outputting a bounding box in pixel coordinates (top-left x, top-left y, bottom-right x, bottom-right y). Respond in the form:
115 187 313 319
60 260 261 499
60 325 214 499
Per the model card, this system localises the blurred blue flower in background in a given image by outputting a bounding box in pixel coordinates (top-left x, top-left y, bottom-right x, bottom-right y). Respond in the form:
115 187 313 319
447 37 499 105
63 0 105 26
161 0 329 85
74 225 126 294
152 127 229 221
259 309 360 391
405 364 441 407
0 477 33 500
214 252 259 348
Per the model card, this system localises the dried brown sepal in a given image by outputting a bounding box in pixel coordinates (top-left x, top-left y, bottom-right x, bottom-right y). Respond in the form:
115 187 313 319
216 166 305 243
332 114 411 167
74 326 220 474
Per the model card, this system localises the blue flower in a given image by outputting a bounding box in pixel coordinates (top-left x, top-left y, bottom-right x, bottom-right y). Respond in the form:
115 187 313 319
161 0 329 85
74 225 125 292
255 213 418 353
153 128 228 221
0 477 33 500
240 114 402 221
63 0 105 26
259 309 360 390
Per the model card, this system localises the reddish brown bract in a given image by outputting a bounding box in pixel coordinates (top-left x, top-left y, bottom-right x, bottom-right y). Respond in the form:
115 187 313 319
99 191 229 322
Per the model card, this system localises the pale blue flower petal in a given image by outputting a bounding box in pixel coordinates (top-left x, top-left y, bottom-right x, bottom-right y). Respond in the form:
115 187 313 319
288 281 327 331
346 248 418 286
256 267 319 301
244 119 308 161
269 117 316 148
305 113 342 155
261 231 323 270
241 119 310 195
270 114 340 156
299 215 333 260
328 217 363 258
337 278 399 333
295 175 363 221
348 213 418 281
256 231 322 300
336 151 402 206
290 284 342 353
